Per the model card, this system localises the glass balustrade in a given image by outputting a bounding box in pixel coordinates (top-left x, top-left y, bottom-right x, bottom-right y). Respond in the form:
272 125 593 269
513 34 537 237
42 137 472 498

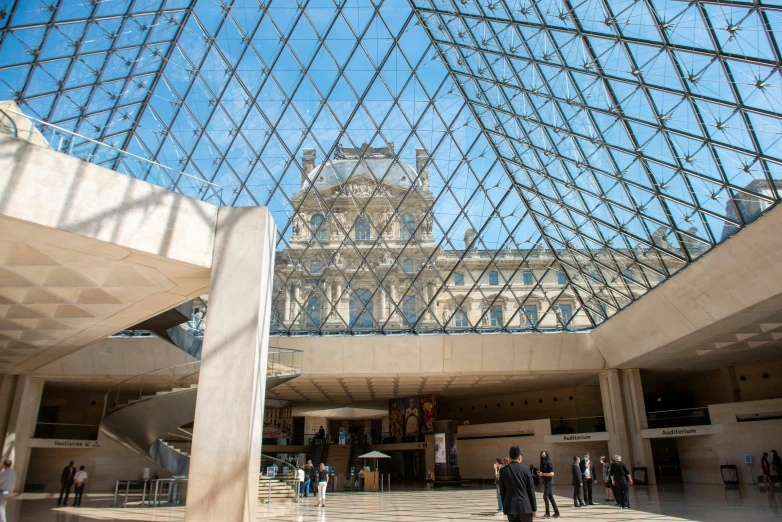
550 416 607 435
646 407 711 429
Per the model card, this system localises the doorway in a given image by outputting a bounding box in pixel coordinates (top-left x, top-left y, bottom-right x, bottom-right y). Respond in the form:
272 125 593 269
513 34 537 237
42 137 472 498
651 438 682 482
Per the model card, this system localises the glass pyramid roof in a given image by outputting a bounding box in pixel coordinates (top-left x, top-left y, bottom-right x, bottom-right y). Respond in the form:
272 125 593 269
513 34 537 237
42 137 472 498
0 0 780 336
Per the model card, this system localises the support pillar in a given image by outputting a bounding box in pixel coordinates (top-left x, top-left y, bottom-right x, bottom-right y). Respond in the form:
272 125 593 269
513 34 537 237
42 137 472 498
185 207 276 522
599 369 655 484
283 286 291 323
1 375 44 493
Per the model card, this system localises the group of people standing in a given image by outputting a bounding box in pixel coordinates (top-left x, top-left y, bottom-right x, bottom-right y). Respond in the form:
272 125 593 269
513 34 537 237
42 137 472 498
297 461 330 508
57 461 88 507
493 449 634 521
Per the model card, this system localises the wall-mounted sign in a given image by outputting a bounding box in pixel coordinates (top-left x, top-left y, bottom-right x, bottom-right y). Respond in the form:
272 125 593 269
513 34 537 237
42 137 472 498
543 432 610 444
29 439 100 449
641 424 724 439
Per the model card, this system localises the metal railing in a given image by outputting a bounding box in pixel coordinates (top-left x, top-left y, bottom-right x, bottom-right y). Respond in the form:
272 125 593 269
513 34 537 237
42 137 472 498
2 108 223 206
102 348 303 416
113 478 187 508
33 422 99 440
646 407 711 429
260 453 300 504
550 416 607 435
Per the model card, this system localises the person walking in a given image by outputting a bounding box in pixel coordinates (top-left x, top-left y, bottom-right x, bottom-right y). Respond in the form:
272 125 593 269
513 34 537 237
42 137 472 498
0 460 16 522
580 453 596 505
571 456 585 508
537 450 560 518
772 450 782 483
73 466 88 506
600 456 615 502
308 461 318 497
296 466 305 501
303 463 312 497
498 446 537 522
610 455 633 509
316 463 329 508
494 458 504 516
762 453 773 488
425 469 435 489
57 460 76 506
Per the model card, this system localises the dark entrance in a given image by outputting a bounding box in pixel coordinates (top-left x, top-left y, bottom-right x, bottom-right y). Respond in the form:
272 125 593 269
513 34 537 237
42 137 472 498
651 438 682 482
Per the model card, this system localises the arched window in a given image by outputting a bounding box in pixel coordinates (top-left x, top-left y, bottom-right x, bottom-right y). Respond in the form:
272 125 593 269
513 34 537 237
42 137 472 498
310 214 326 241
355 214 370 240
400 214 415 240
402 295 416 325
402 259 414 273
350 289 374 328
305 296 321 327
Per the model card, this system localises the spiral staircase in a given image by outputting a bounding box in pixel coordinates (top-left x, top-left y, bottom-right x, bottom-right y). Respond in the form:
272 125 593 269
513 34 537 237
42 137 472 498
99 301 302 499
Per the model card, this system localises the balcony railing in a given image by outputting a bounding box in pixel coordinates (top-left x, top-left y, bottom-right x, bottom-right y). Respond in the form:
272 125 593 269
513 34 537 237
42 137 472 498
1 108 223 206
33 422 99 440
646 407 711 429
550 416 606 435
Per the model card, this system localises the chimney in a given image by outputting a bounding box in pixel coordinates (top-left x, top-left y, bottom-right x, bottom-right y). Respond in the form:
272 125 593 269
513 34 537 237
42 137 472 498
302 149 316 189
416 148 429 190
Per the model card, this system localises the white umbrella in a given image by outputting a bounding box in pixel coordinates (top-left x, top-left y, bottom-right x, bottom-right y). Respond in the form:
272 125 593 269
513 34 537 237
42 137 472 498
357 450 391 472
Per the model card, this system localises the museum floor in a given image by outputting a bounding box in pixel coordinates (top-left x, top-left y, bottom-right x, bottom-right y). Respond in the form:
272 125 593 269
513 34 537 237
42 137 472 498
9 484 782 521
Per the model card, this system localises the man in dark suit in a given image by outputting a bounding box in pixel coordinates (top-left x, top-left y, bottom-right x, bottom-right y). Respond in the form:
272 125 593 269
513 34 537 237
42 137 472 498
610 455 633 509
499 445 537 522
57 460 76 506
571 456 585 508
579 452 596 505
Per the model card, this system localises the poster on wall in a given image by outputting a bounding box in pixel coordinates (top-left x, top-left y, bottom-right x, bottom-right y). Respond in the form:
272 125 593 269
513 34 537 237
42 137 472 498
263 400 292 439
419 394 437 433
389 399 404 437
403 396 421 436
434 433 446 464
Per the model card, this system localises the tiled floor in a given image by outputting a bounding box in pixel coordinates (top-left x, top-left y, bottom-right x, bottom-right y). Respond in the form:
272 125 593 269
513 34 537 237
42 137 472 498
8 484 782 521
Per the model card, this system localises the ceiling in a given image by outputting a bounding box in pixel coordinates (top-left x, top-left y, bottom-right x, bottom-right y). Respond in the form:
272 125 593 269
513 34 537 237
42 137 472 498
0 217 209 373
267 370 599 402
0 0 780 336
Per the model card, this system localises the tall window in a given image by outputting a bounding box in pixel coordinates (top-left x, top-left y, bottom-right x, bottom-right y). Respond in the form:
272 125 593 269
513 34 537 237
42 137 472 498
402 295 416 325
523 304 538 326
305 296 321 327
350 289 374 328
402 259 414 273
454 306 468 327
400 214 415 240
355 214 370 240
490 304 503 327
489 271 499 285
556 271 566 285
559 304 572 324
522 271 533 285
310 260 321 274
453 272 464 286
310 214 326 240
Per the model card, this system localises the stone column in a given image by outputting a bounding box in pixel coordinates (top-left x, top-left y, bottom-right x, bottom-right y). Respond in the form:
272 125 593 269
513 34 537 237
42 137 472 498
324 280 332 320
283 285 291 323
185 207 276 522
292 284 301 323
599 369 656 484
1 375 44 493
379 287 388 322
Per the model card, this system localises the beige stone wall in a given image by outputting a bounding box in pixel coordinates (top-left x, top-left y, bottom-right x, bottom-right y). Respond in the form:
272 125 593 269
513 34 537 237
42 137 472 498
25 436 171 493
675 399 782 485
444 385 602 425
456 420 608 481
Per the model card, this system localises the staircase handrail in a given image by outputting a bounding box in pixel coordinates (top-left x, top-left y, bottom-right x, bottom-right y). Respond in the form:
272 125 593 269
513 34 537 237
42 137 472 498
103 347 302 417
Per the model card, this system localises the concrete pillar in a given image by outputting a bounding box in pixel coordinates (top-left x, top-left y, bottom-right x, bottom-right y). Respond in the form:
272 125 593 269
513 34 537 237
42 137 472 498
2 375 44 493
185 207 276 522
599 369 656 484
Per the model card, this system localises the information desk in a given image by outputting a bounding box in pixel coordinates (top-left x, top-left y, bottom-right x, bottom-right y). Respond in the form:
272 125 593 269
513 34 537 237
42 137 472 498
363 471 379 491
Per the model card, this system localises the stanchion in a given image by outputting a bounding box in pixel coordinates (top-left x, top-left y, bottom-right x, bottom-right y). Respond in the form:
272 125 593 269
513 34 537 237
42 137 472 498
381 473 384 492
388 474 391 492
141 480 148 506
123 481 130 508
113 480 120 507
